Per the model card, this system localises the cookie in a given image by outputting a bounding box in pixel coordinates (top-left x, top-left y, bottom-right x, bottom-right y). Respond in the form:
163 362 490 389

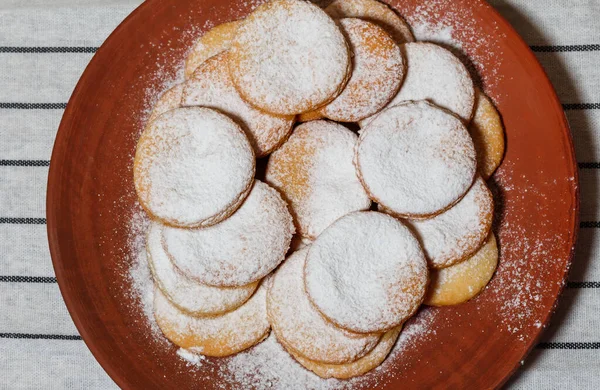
184 20 240 79
146 222 259 316
318 18 404 122
304 211 428 334
285 326 402 379
469 89 505 179
325 0 414 44
297 110 324 122
265 120 371 239
183 52 294 157
229 0 351 115
148 83 184 123
154 278 270 357
405 176 494 269
363 42 474 125
268 248 380 364
134 107 255 228
163 180 294 287
425 233 498 306
355 101 477 219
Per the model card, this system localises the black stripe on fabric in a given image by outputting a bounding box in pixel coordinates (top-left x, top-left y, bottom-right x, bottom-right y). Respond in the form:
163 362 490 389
563 103 600 110
566 281 600 289
0 103 66 109
579 162 600 169
0 218 46 224
0 160 49 167
0 276 56 283
581 221 600 228
0 333 81 340
531 44 600 52
537 342 600 350
0 46 98 53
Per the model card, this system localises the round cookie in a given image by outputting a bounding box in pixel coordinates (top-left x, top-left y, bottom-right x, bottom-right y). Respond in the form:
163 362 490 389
318 18 405 122
183 52 294 157
133 107 255 228
163 180 294 287
425 233 498 306
405 176 494 269
229 0 351 115
469 89 505 179
146 222 259 316
268 248 380 364
297 110 324 122
355 101 477 218
148 83 184 123
184 20 240 79
265 120 371 239
304 211 428 334
285 326 402 379
154 278 270 357
367 42 475 124
325 0 414 44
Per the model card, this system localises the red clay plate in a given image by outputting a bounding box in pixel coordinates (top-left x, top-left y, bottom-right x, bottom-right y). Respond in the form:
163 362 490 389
47 0 579 388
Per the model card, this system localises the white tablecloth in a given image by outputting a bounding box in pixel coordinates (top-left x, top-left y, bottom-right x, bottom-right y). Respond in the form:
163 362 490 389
0 0 597 388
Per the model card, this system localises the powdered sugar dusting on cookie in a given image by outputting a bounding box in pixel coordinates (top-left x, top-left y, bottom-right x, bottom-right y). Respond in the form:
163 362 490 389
325 0 415 44
162 181 294 287
386 42 475 122
405 176 494 268
357 101 477 217
182 52 294 156
154 280 270 355
147 222 259 315
229 0 351 115
265 121 371 239
134 107 255 227
403 0 506 97
319 18 405 122
268 248 381 364
305 211 428 333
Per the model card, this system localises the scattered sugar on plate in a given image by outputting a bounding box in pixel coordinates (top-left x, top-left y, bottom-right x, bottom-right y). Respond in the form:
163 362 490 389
177 348 207 367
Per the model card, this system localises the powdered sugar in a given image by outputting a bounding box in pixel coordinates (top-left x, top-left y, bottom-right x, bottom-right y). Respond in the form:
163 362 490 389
425 233 498 306
162 180 294 287
134 107 255 227
154 279 270 356
289 326 402 379
384 42 475 122
184 20 240 79
183 51 294 157
356 101 477 217
325 0 415 44
146 222 259 315
268 248 381 364
402 0 506 96
265 120 371 239
319 18 405 122
148 83 185 123
405 176 494 269
305 211 428 334
177 348 207 367
229 0 351 115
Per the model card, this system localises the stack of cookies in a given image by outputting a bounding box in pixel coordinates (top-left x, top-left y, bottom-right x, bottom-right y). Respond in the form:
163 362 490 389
132 0 505 379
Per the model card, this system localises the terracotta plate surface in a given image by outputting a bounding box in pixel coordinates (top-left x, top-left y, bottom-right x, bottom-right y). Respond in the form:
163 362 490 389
47 0 579 388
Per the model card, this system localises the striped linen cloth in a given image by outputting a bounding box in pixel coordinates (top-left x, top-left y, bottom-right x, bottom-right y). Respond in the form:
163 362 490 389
0 0 597 388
